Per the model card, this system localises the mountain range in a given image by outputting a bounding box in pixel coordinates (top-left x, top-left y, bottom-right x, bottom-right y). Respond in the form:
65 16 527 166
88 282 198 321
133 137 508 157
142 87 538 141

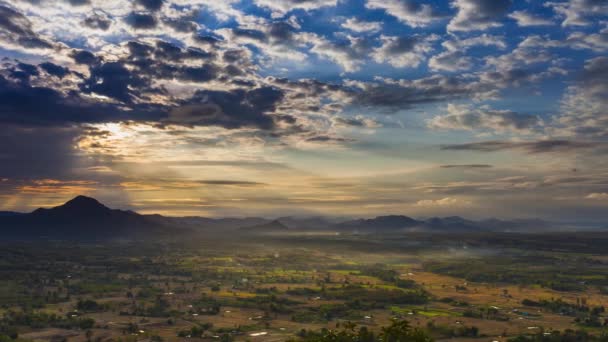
0 195 566 240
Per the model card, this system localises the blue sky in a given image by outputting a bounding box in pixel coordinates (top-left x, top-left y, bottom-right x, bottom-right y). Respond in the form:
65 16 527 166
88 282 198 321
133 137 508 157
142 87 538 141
0 0 607 221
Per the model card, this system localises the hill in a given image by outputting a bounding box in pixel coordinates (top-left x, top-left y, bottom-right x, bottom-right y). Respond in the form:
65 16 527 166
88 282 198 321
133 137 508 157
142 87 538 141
0 196 173 239
334 215 422 233
240 219 289 232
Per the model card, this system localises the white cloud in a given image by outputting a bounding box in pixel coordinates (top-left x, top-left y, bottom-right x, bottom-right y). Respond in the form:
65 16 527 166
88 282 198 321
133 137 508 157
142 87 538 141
428 104 542 134
586 192 608 200
415 197 471 207
341 18 382 33
547 0 608 27
566 27 608 52
508 10 553 27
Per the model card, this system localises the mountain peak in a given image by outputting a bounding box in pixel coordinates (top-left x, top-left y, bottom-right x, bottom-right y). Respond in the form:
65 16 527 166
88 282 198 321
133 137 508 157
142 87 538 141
62 195 109 211
31 195 111 218
242 219 289 232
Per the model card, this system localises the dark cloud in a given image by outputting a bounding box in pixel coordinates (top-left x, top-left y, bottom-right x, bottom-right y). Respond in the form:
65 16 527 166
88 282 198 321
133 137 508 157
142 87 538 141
232 28 267 42
0 125 81 180
442 140 601 154
70 49 101 65
136 0 164 11
121 40 219 83
0 70 162 125
449 0 512 31
66 0 91 5
194 34 222 46
197 180 266 186
268 22 297 42
366 0 446 27
82 61 155 103
348 76 476 110
83 12 112 30
39 62 70 78
0 4 54 49
125 12 158 29
163 17 198 32
383 36 418 54
168 87 284 129
154 40 213 61
306 135 351 142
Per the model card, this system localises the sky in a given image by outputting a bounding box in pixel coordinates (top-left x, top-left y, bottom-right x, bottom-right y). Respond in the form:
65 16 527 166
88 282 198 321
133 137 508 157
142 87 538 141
0 0 607 220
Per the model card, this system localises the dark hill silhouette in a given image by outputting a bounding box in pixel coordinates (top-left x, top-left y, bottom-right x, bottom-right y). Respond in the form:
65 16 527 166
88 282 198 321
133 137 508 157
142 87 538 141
0 195 565 240
0 195 172 239
240 219 289 232
334 215 422 233
0 211 23 217
422 216 484 231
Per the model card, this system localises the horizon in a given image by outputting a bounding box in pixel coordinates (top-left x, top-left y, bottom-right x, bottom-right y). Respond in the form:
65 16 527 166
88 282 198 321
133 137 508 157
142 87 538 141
1 194 591 226
0 0 607 221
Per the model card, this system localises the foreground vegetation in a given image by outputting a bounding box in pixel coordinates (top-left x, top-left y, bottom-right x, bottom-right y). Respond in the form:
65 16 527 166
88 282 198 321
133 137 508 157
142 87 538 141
1 231 608 341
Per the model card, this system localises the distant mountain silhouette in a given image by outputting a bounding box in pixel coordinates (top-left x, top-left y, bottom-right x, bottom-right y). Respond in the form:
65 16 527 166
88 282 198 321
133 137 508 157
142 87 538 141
276 216 334 230
0 211 23 217
0 195 566 240
240 219 289 232
0 195 171 239
334 215 422 233
422 216 484 232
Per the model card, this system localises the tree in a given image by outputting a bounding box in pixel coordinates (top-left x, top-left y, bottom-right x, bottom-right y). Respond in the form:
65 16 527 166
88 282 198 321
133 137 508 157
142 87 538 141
301 320 432 342
379 320 433 342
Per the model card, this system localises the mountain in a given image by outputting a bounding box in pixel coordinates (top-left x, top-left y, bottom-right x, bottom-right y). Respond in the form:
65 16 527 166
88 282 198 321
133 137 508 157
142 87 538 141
0 195 578 240
334 215 422 233
422 216 485 232
276 216 334 230
240 219 289 232
0 211 23 217
0 196 173 239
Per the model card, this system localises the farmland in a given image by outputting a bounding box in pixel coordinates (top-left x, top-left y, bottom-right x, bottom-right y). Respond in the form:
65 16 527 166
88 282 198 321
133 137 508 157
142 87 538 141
2 232 608 341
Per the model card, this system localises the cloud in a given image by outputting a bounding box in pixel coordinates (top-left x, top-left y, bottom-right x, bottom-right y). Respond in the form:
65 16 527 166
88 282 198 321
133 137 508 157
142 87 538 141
0 67 159 125
303 33 373 72
415 197 470 207
0 4 55 51
430 34 506 72
366 0 445 27
372 35 437 68
553 56 608 138
196 180 266 186
428 104 541 134
566 27 608 52
167 87 284 130
341 18 382 33
440 164 493 168
586 192 608 200
135 0 164 12
448 0 512 32
253 0 337 18
508 10 553 26
547 0 608 27
125 12 158 29
333 115 382 128
442 140 602 154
